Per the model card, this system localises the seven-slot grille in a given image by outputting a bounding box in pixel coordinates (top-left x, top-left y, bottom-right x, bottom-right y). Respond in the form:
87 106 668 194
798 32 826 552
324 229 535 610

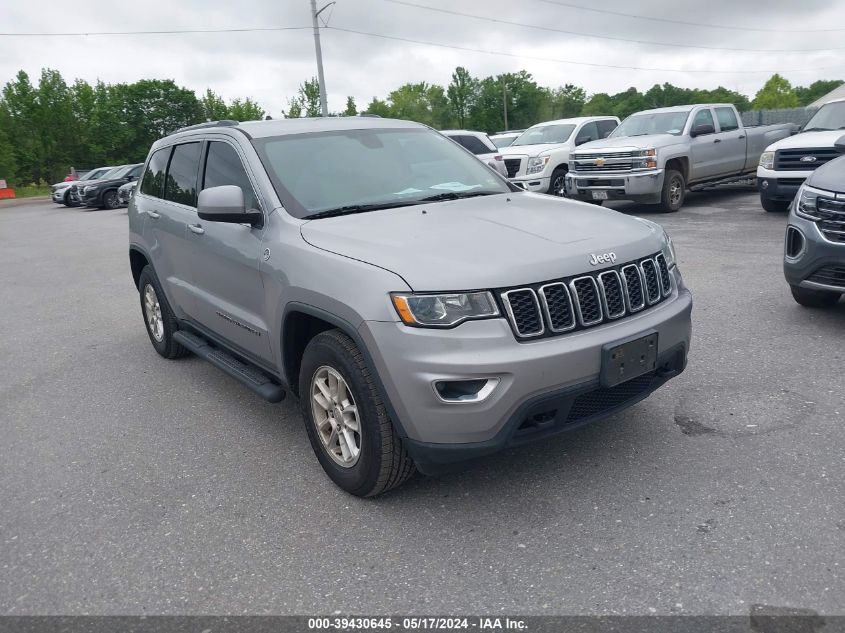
774 148 840 171
500 253 672 340
813 197 845 243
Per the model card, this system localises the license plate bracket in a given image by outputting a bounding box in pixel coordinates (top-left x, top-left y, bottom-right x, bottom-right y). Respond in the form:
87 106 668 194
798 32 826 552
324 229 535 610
601 332 658 388
591 190 609 200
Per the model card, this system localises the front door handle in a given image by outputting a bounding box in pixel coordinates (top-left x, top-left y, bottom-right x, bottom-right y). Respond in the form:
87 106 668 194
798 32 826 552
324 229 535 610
188 223 205 235
738 134 746 139
148 211 160 219
713 138 721 143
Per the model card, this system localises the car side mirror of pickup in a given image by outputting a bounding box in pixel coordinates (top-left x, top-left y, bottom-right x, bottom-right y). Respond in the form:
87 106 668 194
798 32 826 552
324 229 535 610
690 123 715 138
197 185 262 227
835 134 845 154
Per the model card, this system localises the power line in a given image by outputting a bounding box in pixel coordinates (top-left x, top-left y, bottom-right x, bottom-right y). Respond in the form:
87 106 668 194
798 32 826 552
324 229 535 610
534 0 845 34
384 0 845 53
326 25 845 74
0 26 311 37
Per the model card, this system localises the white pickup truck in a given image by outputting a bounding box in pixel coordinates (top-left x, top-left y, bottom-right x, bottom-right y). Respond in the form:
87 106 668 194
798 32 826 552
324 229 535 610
499 116 620 195
757 98 845 212
565 104 796 212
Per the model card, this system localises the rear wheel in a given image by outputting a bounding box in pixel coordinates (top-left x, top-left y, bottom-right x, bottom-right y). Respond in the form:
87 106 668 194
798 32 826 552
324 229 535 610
761 195 790 213
658 169 685 213
790 285 840 308
547 167 567 197
101 189 119 210
299 329 415 497
138 266 189 359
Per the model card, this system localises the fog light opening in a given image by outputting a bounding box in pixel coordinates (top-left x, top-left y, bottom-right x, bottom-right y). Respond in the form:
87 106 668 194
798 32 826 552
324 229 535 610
785 226 805 259
433 378 500 403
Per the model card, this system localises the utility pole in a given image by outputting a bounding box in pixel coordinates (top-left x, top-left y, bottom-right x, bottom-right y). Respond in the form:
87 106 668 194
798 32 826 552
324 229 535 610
310 0 331 117
502 79 508 130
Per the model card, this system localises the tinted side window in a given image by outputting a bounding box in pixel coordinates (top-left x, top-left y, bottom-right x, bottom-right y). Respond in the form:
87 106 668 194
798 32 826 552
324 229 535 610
164 142 201 207
715 107 739 132
575 122 599 144
203 142 260 211
597 120 618 138
456 135 492 155
692 109 715 133
140 148 170 198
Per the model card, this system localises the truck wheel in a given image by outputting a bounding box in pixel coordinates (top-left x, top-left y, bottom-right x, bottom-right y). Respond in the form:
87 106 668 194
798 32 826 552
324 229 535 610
101 190 119 210
299 329 415 497
137 266 189 359
761 196 790 213
547 167 567 197
658 169 685 212
790 285 840 308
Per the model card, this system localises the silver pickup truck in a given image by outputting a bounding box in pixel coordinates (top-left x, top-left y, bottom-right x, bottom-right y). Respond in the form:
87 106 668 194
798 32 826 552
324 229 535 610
565 104 796 212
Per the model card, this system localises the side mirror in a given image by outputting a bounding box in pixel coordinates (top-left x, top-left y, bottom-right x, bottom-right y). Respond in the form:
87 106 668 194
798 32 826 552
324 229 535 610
690 123 715 138
835 134 845 154
197 185 262 226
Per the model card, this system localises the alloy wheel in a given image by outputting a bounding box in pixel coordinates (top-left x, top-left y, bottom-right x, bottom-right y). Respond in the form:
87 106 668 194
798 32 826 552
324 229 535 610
310 366 362 468
143 284 164 342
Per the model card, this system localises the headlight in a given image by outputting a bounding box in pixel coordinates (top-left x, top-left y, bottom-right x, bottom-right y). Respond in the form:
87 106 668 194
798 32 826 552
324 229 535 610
84 185 97 193
759 151 775 170
632 148 657 170
526 156 550 175
662 230 676 267
391 291 499 327
795 183 827 220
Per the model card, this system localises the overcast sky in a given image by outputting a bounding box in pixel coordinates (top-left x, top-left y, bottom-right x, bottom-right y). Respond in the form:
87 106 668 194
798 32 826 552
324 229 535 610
3 0 845 115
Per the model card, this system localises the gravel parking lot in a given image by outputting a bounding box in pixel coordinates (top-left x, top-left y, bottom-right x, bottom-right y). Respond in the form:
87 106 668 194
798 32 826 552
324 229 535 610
1 190 844 616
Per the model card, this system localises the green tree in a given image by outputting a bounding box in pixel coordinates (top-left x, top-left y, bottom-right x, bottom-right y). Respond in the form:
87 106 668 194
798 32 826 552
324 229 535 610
228 97 265 121
541 84 586 120
299 78 322 117
384 82 452 128
0 120 17 184
1 70 40 184
200 88 229 121
364 97 391 117
343 96 357 116
581 92 614 117
447 67 478 128
795 79 844 106
752 74 799 110
284 97 303 118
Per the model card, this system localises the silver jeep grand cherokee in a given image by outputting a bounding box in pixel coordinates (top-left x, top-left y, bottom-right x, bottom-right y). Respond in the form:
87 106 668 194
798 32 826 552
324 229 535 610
128 117 693 496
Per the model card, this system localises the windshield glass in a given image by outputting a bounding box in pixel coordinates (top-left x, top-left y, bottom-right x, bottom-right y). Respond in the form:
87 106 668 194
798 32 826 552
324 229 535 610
92 166 126 180
803 101 845 131
81 168 107 180
254 128 510 218
511 124 575 146
491 136 516 148
610 111 690 138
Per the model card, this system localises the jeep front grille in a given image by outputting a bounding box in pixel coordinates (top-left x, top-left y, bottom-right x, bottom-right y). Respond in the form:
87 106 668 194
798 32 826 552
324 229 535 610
499 253 672 340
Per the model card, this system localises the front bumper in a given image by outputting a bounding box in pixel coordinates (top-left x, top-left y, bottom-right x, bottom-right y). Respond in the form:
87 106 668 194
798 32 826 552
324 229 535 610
81 190 101 206
784 206 845 291
359 271 692 472
565 169 664 204
510 174 550 193
51 189 68 203
757 167 808 203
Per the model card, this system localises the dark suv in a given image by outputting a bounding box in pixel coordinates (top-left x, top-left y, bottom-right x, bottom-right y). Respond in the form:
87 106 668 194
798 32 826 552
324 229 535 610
78 163 143 209
784 135 845 308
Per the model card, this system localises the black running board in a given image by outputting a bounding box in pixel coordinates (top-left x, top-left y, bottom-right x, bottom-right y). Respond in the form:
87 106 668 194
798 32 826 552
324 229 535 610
173 330 286 403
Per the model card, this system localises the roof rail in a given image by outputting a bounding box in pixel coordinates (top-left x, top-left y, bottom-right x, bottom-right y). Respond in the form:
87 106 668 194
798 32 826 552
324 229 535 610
174 120 240 134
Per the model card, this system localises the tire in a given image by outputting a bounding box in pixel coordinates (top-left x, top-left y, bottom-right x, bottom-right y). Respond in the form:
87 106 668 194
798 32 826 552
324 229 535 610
761 195 790 213
790 285 840 308
101 189 119 210
137 266 189 359
299 329 415 497
64 191 78 208
658 169 685 213
547 167 567 197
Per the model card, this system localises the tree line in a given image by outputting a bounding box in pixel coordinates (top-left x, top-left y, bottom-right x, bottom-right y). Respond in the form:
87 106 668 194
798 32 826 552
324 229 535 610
1 67 841 187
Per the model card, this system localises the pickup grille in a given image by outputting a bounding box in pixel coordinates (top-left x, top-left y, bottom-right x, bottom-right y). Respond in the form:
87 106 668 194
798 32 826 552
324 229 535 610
500 253 672 341
813 197 845 243
807 264 845 288
504 158 522 178
774 148 839 171
570 151 636 173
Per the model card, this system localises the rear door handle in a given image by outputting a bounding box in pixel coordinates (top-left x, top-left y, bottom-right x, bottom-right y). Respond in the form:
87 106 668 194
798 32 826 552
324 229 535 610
148 211 160 219
188 223 205 235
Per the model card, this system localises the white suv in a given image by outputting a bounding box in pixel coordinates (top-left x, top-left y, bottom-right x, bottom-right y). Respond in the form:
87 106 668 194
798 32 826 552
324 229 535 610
441 129 508 177
500 116 619 195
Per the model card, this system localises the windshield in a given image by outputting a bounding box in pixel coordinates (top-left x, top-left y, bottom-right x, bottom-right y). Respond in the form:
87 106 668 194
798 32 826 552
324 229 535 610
491 136 516 148
81 168 108 180
803 101 845 131
511 124 575 146
610 112 690 138
93 166 127 180
254 128 510 218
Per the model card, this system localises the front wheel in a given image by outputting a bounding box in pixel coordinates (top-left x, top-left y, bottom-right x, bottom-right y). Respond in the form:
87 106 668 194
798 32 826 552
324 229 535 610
64 191 78 207
547 167 567 197
761 196 790 213
299 330 415 497
790 285 840 308
658 169 685 213
101 190 119 210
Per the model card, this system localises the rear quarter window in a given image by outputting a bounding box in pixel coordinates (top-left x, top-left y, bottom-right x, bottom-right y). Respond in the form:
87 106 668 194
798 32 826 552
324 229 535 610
715 107 739 132
139 148 170 198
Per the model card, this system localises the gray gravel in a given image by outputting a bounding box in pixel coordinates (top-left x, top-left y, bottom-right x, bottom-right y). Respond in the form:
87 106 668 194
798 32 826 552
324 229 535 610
1 191 843 616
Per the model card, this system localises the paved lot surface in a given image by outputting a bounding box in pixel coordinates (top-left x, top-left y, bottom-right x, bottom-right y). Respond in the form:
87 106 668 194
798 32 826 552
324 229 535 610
1 191 844 616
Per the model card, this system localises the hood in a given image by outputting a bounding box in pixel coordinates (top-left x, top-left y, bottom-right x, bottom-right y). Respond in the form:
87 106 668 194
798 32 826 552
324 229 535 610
764 129 845 152
574 134 680 153
52 181 72 190
300 193 663 290
500 143 561 157
806 153 845 192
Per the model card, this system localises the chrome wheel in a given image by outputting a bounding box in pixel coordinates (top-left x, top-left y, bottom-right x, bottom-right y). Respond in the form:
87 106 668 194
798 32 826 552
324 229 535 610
310 366 361 468
143 284 164 342
551 173 566 196
669 176 683 206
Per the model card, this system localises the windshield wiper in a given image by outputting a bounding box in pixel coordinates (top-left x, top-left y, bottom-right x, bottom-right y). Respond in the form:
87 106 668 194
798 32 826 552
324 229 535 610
416 191 500 202
306 201 418 220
